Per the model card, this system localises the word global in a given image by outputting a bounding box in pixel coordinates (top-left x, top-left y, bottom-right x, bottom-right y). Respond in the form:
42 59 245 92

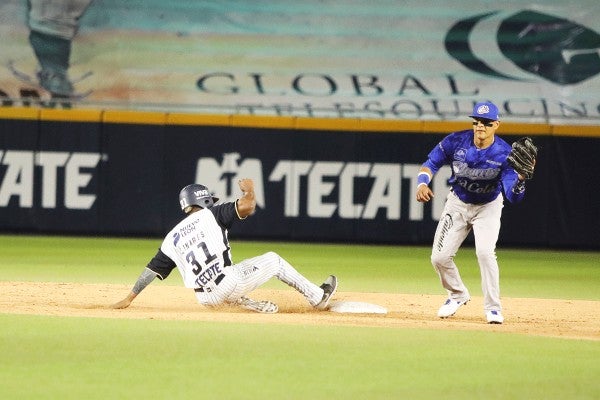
195 72 600 120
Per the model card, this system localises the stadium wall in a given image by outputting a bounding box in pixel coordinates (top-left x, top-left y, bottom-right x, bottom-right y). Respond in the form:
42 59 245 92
1 108 599 249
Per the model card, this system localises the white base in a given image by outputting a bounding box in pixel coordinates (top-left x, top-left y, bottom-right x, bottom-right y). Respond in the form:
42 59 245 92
328 301 387 314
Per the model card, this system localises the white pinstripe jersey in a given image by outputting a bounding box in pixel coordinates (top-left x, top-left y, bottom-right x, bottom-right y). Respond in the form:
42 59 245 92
148 203 240 289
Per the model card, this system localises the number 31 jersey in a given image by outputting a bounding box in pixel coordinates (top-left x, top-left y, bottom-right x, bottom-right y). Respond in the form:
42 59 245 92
147 203 240 288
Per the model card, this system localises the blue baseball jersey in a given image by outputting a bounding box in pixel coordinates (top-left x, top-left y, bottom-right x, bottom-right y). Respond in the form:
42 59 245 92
423 130 524 204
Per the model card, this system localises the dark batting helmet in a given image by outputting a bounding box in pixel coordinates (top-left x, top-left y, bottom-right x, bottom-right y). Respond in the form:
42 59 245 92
178 184 219 213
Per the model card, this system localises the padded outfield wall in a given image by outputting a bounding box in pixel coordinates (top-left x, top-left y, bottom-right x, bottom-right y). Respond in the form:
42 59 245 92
0 1 599 248
0 108 599 249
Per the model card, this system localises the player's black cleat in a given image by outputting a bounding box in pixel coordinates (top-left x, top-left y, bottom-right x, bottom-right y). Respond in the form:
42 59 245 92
316 275 338 310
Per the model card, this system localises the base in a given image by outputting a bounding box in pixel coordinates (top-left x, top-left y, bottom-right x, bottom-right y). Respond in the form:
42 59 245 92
328 301 387 314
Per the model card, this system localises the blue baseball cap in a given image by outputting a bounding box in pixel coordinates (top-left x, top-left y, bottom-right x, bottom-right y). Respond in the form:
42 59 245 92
469 101 499 121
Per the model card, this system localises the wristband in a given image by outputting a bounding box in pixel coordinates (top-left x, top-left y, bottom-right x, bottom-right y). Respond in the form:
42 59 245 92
417 172 431 187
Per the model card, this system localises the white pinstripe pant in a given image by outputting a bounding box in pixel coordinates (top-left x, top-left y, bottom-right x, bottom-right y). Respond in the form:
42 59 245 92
194 251 324 307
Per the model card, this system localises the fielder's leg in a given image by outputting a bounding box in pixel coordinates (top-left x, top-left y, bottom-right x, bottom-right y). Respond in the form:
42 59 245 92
472 195 504 315
431 192 472 305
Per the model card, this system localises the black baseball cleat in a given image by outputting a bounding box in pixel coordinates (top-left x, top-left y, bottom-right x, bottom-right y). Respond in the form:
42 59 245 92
315 275 338 310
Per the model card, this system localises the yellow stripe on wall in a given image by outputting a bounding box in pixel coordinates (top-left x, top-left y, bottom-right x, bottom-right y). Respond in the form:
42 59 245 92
0 106 39 120
552 124 600 137
360 119 423 133
231 114 296 129
102 110 167 124
40 108 102 122
0 106 598 137
497 122 552 136
167 112 231 126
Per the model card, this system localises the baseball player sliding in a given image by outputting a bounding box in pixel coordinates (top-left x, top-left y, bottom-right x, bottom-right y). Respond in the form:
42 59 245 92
111 179 337 313
416 101 537 324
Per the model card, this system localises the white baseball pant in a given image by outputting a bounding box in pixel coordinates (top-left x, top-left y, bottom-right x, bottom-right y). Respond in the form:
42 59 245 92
194 251 324 307
431 191 504 312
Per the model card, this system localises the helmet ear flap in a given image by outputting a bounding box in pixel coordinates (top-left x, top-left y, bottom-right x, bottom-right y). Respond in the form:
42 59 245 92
202 197 214 209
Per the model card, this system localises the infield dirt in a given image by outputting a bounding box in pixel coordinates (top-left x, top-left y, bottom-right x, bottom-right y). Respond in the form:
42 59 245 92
1 281 598 341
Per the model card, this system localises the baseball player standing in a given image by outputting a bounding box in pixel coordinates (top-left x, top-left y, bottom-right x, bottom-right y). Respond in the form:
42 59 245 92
27 0 94 97
416 101 536 324
111 178 337 313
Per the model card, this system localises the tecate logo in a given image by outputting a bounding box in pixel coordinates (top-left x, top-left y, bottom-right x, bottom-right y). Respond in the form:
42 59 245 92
0 150 107 209
195 152 452 221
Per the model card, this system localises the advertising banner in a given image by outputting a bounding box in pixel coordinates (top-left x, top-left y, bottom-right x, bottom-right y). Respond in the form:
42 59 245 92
1 118 599 249
0 1 599 123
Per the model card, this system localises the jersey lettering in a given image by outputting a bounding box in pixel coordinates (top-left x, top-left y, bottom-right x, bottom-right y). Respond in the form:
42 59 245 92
161 208 232 289
452 161 500 180
198 241 218 265
186 250 203 275
457 178 496 194
185 241 218 275
195 264 223 286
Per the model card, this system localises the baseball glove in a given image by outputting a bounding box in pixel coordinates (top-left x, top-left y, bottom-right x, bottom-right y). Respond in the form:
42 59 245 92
507 137 537 179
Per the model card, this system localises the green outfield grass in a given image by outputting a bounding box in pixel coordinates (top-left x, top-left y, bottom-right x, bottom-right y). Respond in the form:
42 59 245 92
1 234 599 399
2 234 599 299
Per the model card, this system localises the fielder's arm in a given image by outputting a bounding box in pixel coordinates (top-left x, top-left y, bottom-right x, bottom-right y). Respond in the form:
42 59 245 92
110 268 157 309
416 167 434 203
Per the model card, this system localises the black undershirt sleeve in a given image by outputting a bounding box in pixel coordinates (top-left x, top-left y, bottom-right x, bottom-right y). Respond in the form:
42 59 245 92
146 248 176 280
210 203 237 229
